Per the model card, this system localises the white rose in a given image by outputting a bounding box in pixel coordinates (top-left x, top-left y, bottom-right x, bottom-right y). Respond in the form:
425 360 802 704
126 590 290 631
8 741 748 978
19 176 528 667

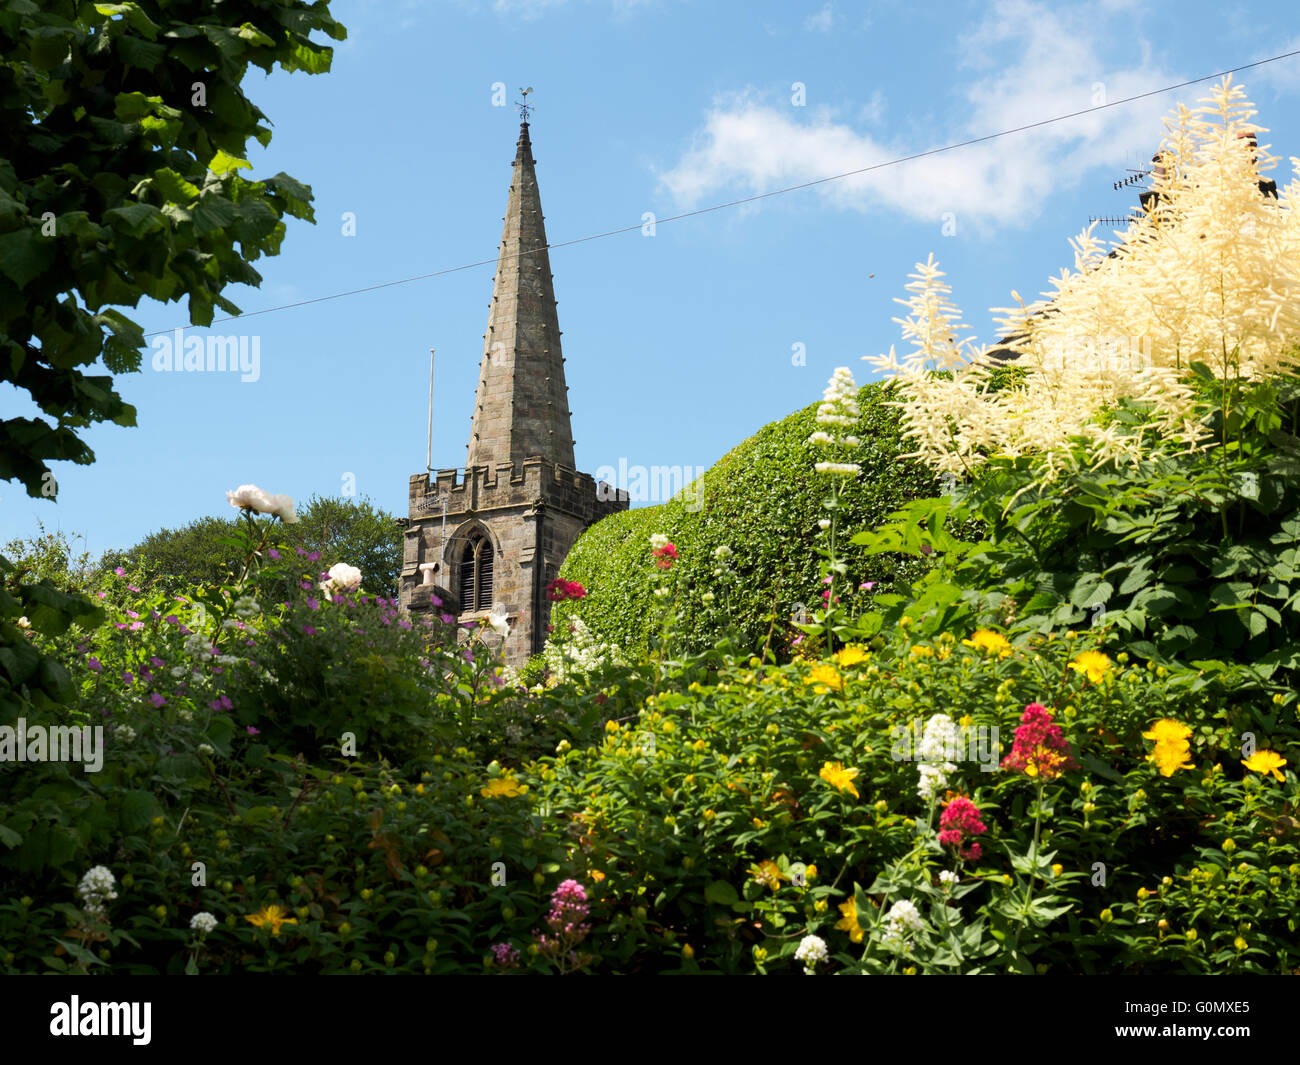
488 604 511 638
226 484 275 514
268 493 298 524
320 562 362 593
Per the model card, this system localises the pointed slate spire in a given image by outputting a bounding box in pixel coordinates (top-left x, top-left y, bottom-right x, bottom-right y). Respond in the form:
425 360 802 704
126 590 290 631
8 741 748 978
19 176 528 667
466 118 576 471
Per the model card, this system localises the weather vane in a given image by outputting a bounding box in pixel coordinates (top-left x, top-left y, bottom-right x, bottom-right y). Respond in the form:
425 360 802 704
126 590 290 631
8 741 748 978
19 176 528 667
516 86 534 123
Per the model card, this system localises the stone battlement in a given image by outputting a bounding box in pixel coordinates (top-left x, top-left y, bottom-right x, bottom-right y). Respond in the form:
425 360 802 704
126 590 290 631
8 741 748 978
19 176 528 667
409 458 627 523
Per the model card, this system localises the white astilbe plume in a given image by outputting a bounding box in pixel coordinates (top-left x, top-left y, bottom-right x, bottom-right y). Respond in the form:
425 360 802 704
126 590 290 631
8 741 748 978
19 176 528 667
810 367 863 476
865 77 1300 482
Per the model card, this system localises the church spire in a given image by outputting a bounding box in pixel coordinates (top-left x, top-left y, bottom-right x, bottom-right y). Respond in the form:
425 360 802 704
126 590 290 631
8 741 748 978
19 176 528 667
465 113 576 471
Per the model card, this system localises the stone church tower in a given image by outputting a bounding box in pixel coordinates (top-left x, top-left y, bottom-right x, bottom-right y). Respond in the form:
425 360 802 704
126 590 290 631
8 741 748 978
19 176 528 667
399 116 627 666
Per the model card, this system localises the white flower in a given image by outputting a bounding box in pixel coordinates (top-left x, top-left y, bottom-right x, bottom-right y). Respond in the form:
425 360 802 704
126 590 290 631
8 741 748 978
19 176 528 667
15 616 30 629
184 633 214 660
808 431 835 446
226 483 275 514
814 462 861 476
115 725 136 744
233 596 260 619
488 604 511 638
713 545 732 560
197 743 215 756
880 899 923 952
190 911 218 934
817 518 831 530
939 870 959 888
320 562 362 594
177 708 192 722
170 665 188 679
77 865 118 914
794 933 829 974
268 493 298 524
917 713 959 800
649 533 670 552
215 655 240 666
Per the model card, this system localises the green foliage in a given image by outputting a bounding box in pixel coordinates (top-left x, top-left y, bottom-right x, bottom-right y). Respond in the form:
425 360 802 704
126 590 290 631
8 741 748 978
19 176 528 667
101 495 403 597
559 384 944 659
0 0 345 500
853 369 1300 697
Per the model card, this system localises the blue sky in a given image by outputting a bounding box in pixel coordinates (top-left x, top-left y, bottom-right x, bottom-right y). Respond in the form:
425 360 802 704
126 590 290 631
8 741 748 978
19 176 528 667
5 0 1300 556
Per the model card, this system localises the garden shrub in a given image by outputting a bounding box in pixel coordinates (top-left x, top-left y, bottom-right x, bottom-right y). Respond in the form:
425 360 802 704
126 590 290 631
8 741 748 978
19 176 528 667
558 383 943 660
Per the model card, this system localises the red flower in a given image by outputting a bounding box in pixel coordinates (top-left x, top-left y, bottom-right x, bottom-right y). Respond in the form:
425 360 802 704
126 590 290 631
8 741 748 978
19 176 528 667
938 795 987 861
546 578 588 602
652 543 678 570
1001 702 1078 780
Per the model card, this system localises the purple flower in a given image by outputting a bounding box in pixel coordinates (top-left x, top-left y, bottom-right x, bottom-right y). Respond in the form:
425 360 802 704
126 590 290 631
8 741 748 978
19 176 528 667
165 615 179 625
126 609 139 619
490 942 521 969
303 625 318 636
149 693 166 708
296 547 309 557
246 726 260 736
398 619 412 631
150 657 164 668
332 594 344 605
440 613 455 624
308 551 320 562
140 670 152 682
122 671 134 684
430 594 442 606
306 598 319 611
88 657 102 672
300 581 313 591
268 548 281 560
463 648 474 664
114 567 125 577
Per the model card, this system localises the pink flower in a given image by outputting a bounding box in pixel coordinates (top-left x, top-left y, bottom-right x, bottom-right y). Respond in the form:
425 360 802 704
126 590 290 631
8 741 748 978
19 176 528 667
860 581 877 591
114 567 125 577
652 543 678 570
490 942 522 969
129 622 144 631
938 796 987 861
246 726 260 736
1001 702 1077 780
302 625 317 636
148 693 166 708
127 584 140 593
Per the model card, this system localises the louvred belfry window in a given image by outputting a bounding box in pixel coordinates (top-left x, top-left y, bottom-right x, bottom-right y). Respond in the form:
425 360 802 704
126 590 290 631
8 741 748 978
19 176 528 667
459 532 494 612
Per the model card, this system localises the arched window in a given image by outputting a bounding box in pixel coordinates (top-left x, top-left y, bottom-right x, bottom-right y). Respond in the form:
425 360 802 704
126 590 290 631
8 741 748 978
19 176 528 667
459 531 494 612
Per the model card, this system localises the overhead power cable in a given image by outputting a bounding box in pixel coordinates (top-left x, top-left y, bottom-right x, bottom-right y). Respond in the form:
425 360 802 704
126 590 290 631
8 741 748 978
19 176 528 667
142 48 1300 339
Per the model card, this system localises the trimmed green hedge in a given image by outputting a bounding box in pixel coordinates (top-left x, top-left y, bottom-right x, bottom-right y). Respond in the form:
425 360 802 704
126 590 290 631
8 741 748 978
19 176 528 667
558 383 943 659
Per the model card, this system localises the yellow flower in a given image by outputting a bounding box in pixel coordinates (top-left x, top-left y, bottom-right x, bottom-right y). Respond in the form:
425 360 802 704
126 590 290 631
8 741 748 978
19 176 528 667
245 904 298 936
804 663 843 691
909 644 935 658
1142 719 1194 777
819 761 860 799
1143 719 1191 743
749 860 788 891
835 899 864 942
833 645 869 667
1069 650 1112 684
962 629 1012 658
1242 749 1288 783
480 775 526 799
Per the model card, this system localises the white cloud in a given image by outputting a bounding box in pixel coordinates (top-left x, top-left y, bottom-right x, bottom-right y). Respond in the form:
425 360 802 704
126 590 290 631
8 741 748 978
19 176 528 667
1247 39 1300 99
804 3 834 33
659 0 1186 232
